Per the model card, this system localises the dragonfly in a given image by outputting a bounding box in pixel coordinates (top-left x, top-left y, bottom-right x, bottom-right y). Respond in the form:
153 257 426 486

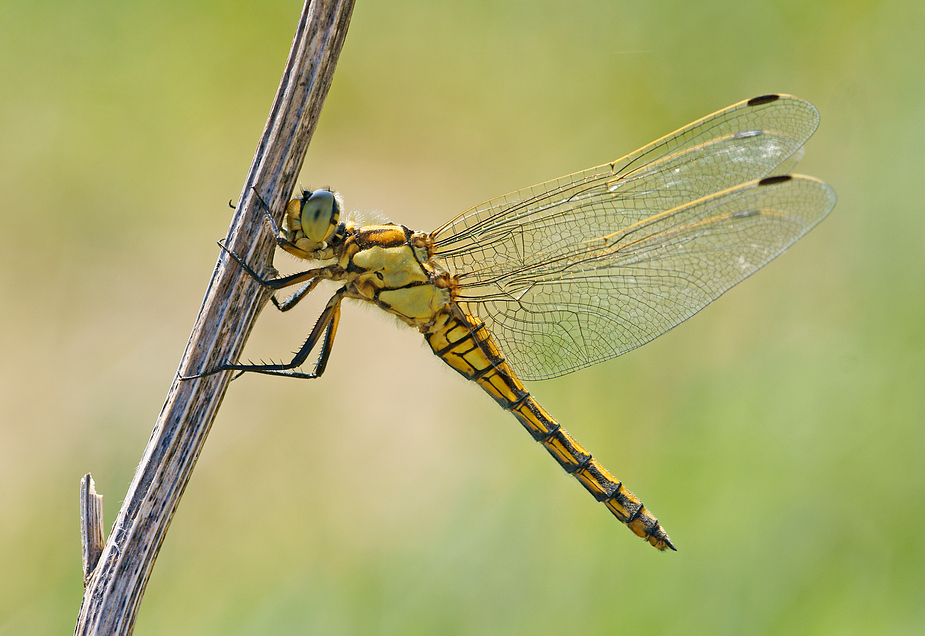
193 94 836 550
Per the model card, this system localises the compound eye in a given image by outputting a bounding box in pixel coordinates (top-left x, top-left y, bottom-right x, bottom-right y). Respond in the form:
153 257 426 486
299 190 340 244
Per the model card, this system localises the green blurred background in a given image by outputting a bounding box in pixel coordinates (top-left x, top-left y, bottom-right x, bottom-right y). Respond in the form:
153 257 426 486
2 0 922 633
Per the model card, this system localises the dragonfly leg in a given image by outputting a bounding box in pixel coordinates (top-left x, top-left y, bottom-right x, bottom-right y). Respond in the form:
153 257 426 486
248 185 309 256
247 185 284 238
183 289 344 380
216 240 338 316
217 240 329 290
270 276 324 312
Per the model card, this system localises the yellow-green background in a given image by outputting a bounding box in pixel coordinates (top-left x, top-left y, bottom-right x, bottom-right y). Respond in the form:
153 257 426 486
2 0 922 633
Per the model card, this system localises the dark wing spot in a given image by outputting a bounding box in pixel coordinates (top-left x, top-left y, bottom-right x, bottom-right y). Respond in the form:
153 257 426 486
758 175 793 186
748 94 781 106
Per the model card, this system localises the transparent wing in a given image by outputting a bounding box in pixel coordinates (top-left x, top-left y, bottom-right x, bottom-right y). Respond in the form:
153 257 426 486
430 96 835 381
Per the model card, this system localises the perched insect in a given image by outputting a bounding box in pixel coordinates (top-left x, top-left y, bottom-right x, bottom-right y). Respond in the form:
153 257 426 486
193 94 836 550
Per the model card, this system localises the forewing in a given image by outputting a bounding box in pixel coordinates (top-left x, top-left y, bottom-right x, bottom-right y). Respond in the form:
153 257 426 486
431 95 819 254
431 96 832 380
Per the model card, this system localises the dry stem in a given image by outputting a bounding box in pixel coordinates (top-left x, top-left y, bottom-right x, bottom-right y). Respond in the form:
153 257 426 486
74 1 355 633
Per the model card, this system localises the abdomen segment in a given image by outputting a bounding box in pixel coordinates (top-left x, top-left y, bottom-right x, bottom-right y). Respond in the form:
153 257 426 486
426 306 675 551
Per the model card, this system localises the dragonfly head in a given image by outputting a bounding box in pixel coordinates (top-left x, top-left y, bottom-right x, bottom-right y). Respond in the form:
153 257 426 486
286 189 342 250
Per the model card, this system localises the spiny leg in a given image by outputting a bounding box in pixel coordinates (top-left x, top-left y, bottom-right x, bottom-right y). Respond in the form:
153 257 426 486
271 276 324 312
215 239 337 314
244 185 282 236
226 187 281 237
185 241 344 379
247 185 308 256
186 288 345 380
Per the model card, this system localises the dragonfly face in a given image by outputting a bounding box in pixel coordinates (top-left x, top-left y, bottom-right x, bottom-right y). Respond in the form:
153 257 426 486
281 189 343 257
199 94 836 550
